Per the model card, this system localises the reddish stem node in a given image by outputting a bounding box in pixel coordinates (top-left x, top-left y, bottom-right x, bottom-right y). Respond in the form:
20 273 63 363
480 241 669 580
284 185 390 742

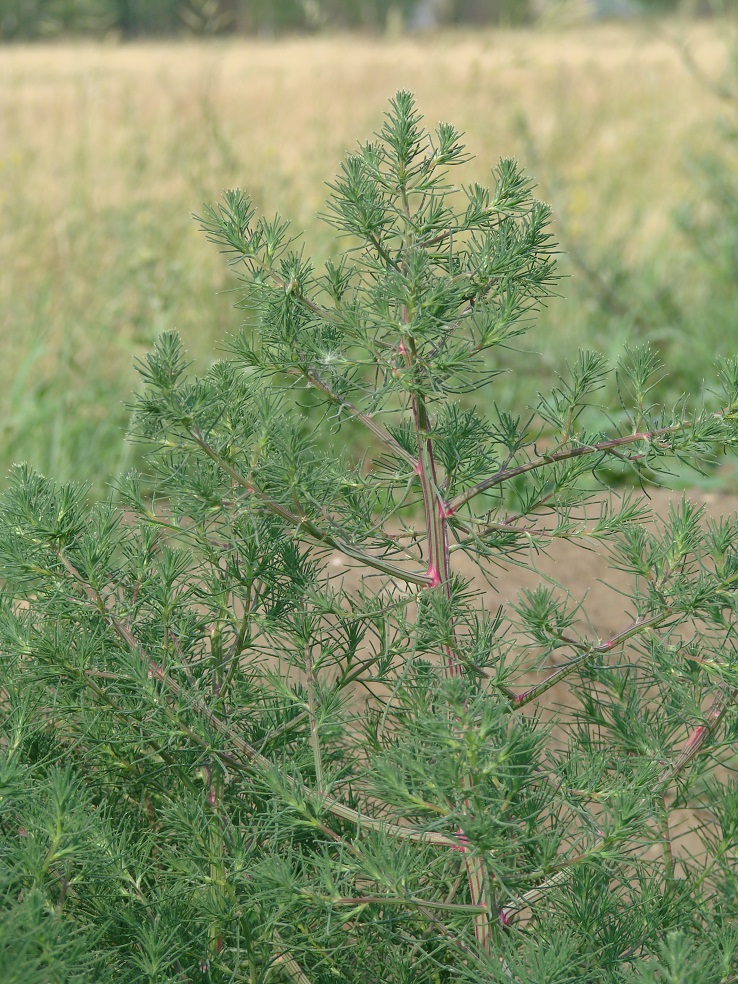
682 724 707 755
426 564 442 587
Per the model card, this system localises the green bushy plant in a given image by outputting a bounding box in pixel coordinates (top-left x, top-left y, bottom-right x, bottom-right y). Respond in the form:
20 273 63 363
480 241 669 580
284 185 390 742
3 91 738 982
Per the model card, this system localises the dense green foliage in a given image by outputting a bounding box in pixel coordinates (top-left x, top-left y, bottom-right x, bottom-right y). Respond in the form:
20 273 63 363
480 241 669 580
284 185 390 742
2 91 738 982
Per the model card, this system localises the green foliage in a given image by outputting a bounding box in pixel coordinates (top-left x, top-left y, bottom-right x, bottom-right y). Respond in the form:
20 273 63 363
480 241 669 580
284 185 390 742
3 91 738 982
0 0 44 39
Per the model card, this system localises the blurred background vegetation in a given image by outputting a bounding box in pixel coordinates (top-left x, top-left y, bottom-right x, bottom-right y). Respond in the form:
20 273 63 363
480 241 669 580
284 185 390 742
0 1 737 497
0 0 720 40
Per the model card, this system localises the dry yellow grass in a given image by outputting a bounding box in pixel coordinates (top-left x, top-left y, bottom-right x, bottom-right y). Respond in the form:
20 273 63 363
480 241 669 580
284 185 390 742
0 20 733 488
1 24 727 229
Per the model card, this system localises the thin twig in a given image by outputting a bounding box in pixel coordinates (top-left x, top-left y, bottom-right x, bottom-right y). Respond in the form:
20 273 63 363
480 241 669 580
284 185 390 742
511 612 668 709
500 684 738 924
304 636 324 791
191 429 431 587
447 411 734 514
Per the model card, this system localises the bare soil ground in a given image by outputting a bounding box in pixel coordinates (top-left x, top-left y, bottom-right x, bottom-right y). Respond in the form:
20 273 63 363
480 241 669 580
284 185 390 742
473 485 738 637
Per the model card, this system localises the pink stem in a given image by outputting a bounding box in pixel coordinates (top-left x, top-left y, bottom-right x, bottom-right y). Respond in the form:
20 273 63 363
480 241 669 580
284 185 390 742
402 331 490 949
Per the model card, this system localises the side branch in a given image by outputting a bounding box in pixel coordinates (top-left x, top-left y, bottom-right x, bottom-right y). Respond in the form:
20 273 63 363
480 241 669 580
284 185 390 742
296 366 417 468
658 685 738 787
56 552 461 849
511 612 668 708
191 429 431 588
448 414 732 514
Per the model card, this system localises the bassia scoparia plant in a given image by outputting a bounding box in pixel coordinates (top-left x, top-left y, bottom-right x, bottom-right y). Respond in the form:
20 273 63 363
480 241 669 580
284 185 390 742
3 91 738 983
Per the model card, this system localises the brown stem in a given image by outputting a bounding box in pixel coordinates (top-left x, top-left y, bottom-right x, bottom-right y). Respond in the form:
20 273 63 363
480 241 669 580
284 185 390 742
331 894 487 913
273 930 314 984
305 637 324 791
660 794 675 881
657 686 738 788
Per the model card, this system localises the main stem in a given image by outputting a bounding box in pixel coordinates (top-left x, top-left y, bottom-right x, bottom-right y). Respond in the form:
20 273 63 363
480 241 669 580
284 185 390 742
405 336 492 954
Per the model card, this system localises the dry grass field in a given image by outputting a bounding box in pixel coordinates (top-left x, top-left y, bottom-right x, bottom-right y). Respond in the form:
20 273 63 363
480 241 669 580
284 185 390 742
0 20 734 490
